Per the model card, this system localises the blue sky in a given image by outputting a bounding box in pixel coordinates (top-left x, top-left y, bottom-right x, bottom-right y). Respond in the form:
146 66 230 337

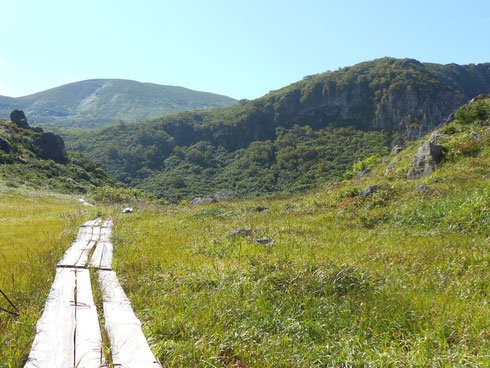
1 0 489 99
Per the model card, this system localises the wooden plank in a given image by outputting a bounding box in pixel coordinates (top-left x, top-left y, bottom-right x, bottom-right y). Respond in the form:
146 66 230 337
75 269 105 367
58 220 101 267
24 268 77 368
89 241 113 270
98 270 161 367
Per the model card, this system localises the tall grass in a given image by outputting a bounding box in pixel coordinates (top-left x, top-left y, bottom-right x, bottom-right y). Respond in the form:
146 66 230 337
110 115 489 366
0 187 94 367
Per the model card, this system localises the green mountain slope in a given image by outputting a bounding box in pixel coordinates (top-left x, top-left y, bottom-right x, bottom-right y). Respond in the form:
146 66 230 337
64 58 490 200
0 79 237 128
0 117 113 192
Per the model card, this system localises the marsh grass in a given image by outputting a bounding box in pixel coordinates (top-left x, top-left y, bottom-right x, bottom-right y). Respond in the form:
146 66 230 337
110 114 489 366
0 186 95 367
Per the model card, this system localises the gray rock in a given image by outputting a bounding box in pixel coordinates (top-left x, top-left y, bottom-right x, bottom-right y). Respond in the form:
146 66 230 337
471 131 478 140
10 110 30 129
361 185 380 196
33 132 67 163
384 156 403 176
190 197 218 206
226 228 251 238
122 207 133 213
356 169 371 179
407 141 446 180
0 136 11 153
391 145 403 155
255 238 275 247
382 157 391 163
429 131 449 143
31 126 44 133
255 206 269 212
416 185 434 195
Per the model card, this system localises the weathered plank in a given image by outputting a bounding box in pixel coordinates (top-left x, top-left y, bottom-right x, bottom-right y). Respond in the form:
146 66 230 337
58 219 101 267
98 270 161 367
89 241 113 270
24 268 77 368
90 219 113 269
74 269 105 367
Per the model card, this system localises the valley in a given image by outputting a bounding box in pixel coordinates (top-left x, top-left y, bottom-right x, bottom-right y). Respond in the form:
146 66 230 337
0 60 488 367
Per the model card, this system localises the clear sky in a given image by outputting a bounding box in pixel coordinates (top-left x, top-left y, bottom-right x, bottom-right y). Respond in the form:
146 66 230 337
1 0 489 99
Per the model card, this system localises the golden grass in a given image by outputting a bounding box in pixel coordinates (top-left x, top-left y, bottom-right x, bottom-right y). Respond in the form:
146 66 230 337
0 186 96 367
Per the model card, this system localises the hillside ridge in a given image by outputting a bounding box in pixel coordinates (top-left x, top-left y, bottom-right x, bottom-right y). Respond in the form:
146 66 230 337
0 79 237 128
64 58 490 200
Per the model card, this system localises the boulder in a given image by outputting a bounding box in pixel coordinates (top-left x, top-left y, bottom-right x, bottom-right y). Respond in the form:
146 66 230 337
416 185 434 195
122 207 133 213
391 145 403 155
31 126 44 133
255 237 275 247
33 132 67 163
361 185 380 197
78 198 94 207
356 169 371 179
190 197 218 206
428 131 448 143
10 110 30 129
0 136 11 153
384 157 402 176
226 228 252 238
407 141 446 180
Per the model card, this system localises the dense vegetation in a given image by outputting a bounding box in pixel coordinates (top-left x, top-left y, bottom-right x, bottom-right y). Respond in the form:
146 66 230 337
0 118 113 192
0 79 237 129
1 98 488 367
109 98 489 366
63 58 489 200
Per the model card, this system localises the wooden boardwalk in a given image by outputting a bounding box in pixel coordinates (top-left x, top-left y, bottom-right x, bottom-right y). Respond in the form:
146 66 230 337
24 218 160 368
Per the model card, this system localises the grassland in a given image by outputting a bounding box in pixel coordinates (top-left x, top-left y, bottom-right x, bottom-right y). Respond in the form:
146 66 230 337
110 103 489 367
0 99 488 367
0 186 96 367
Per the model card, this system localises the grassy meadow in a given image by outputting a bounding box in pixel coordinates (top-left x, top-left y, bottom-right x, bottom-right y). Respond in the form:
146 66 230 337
110 111 489 366
0 186 95 367
0 99 488 367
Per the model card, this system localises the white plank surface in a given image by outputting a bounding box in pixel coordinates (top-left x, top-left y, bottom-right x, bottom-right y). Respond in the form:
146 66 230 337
24 268 77 368
90 219 112 269
58 219 101 267
98 270 161 367
75 269 105 367
89 241 113 270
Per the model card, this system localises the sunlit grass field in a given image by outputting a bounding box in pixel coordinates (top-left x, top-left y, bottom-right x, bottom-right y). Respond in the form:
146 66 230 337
111 114 489 367
0 186 94 367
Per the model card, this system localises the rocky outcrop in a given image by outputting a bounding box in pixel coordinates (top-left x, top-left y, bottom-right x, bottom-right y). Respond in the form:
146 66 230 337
226 228 252 238
0 136 11 153
407 141 446 180
190 197 218 206
33 132 67 163
391 145 403 155
356 169 371 179
10 110 30 129
374 85 464 144
384 157 402 176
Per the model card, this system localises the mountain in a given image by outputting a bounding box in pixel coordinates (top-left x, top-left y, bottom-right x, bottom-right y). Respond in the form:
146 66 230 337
0 79 237 128
63 58 490 200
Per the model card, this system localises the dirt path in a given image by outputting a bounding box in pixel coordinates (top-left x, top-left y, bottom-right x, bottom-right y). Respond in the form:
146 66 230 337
24 219 160 368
